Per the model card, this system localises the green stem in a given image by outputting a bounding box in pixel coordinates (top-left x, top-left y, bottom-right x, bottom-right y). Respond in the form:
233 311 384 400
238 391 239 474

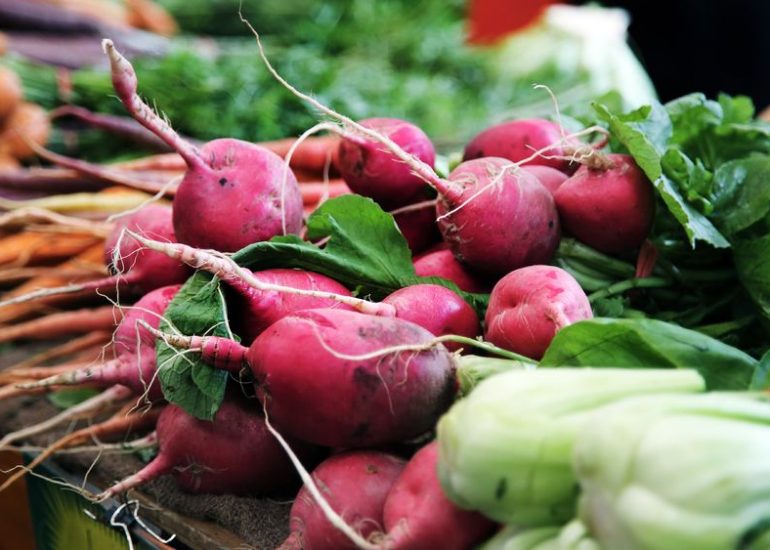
557 239 636 278
555 258 615 291
694 316 755 338
588 277 671 303
443 336 537 364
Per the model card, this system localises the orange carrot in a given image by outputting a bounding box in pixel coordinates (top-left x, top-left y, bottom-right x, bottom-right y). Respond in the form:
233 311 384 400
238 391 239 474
0 231 101 268
0 305 118 344
0 103 51 160
300 179 350 205
0 330 112 372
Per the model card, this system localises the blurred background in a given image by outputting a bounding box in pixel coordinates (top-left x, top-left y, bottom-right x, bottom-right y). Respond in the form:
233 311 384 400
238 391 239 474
0 0 764 162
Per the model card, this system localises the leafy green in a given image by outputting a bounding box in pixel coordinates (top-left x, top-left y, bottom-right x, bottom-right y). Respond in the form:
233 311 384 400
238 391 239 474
156 273 232 420
540 318 758 390
734 235 770 324
593 102 729 248
710 157 770 237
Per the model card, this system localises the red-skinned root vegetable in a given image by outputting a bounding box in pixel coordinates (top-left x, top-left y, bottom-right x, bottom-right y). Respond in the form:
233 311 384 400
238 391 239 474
17 284 181 400
280 451 406 550
381 441 495 550
382 284 480 352
226 268 357 344
484 265 593 359
436 158 560 275
462 118 578 173
554 154 655 254
390 201 441 256
520 165 569 195
102 39 303 252
96 394 315 501
413 249 488 293
337 117 436 209
247 30 562 277
0 204 190 309
151 308 457 448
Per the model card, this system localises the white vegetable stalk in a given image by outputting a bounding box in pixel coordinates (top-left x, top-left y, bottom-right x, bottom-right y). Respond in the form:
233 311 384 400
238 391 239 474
436 368 705 526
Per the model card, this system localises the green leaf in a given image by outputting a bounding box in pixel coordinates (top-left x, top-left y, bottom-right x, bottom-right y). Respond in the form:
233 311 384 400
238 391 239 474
47 388 100 409
540 318 758 390
734 235 770 323
594 101 729 248
711 157 770 237
156 272 231 420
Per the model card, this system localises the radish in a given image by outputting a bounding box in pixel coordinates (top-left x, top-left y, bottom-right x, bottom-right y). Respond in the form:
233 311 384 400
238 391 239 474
436 158 560 275
413 249 488 293
97 394 313 501
485 265 593 359
18 284 182 400
224 267 356 344
337 117 435 209
249 35 563 276
391 201 441 256
382 284 480 351
554 153 655 254
520 165 570 195
0 204 190 308
381 441 495 550
280 451 406 550
152 307 457 448
102 40 303 252
463 118 577 172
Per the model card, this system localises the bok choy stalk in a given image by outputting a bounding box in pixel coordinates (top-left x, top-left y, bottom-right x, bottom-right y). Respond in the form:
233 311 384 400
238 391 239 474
478 521 599 550
573 392 770 550
436 368 705 526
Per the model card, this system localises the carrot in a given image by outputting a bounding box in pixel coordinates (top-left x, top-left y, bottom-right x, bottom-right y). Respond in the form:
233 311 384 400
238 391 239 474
0 403 162 492
0 266 105 287
0 102 51 160
300 179 350 205
0 208 111 236
0 188 157 215
260 135 340 172
0 243 104 324
125 0 178 35
0 155 19 171
110 152 185 172
0 330 111 371
0 304 118 344
0 66 22 120
0 231 101 268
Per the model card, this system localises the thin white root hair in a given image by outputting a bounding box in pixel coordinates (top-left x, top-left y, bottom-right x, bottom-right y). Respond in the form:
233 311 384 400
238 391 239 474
261 401 379 550
532 83 567 140
388 199 438 217
109 501 135 550
0 463 97 500
11 432 158 455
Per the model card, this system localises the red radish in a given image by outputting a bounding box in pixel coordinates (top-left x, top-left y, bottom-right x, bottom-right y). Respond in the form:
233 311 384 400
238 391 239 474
102 40 303 252
0 204 190 308
381 441 495 550
19 284 181 399
436 158 560 275
520 165 569 195
554 154 655 254
391 201 441 255
484 265 593 359
226 267 356 344
280 451 406 550
152 308 457 448
382 284 480 352
337 117 435 209
413 249 488 293
250 36 563 277
463 118 577 172
97 394 313 501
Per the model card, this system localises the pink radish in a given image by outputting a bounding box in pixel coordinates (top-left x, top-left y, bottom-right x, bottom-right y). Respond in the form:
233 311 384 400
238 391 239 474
463 118 577 172
485 265 593 359
520 165 570 195
337 117 435 209
97 394 314 500
391 201 441 256
19 284 181 399
102 40 303 252
381 441 495 550
382 284 480 352
413 249 488 293
554 154 655 254
150 307 457 449
280 451 406 550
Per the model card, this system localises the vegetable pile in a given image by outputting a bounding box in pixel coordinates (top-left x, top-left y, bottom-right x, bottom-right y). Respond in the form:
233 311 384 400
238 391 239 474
1 11 770 549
